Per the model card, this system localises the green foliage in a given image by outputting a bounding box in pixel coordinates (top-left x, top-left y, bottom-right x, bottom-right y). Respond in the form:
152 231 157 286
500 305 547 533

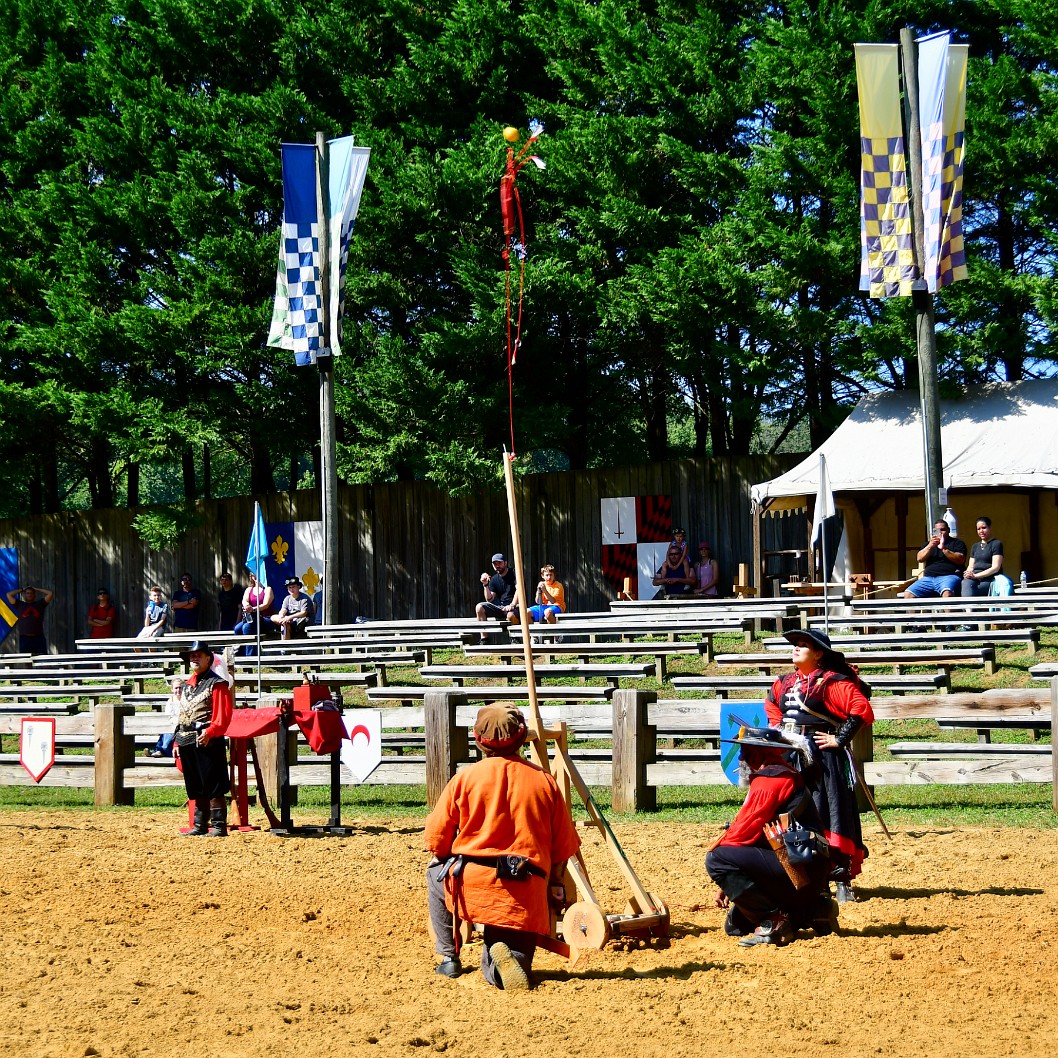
0 0 1054 510
131 503 202 551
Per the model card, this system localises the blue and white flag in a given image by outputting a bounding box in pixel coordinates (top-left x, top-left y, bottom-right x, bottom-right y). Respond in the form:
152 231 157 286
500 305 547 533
918 31 968 293
245 503 269 588
268 136 371 366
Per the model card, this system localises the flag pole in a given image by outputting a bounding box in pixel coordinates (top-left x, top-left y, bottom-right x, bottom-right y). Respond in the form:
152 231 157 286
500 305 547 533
315 131 339 627
900 28 944 535
254 501 263 698
820 455 830 636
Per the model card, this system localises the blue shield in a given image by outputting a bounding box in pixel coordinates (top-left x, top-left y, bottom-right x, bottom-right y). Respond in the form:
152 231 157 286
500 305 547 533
719 701 770 785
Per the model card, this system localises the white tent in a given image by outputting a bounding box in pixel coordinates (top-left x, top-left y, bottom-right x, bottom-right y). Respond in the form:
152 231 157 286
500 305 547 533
752 379 1058 510
751 379 1058 589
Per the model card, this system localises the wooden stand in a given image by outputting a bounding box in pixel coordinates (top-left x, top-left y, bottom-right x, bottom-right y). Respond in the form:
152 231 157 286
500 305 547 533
501 452 669 961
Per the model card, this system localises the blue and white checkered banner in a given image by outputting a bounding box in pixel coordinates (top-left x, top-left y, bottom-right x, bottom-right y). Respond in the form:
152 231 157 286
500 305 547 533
918 32 968 293
268 136 371 366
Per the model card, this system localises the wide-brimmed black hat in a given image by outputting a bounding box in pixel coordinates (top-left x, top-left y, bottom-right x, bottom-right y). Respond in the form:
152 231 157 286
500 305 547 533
720 715 797 750
782 628 846 663
284 576 302 587
180 640 215 664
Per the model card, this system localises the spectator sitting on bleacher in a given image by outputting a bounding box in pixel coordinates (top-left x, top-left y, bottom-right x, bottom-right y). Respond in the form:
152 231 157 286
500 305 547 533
652 545 694 597
233 572 274 654
961 517 1004 597
528 565 565 624
693 542 719 597
136 586 169 640
476 553 518 640
898 521 967 598
270 577 314 640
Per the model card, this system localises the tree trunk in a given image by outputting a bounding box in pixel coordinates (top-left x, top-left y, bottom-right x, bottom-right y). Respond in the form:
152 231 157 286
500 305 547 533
88 436 114 509
126 462 140 508
42 438 60 514
249 440 275 495
202 444 212 499
182 446 197 501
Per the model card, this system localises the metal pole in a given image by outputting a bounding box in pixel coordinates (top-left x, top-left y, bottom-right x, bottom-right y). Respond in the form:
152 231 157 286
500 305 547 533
315 131 340 626
900 28 945 536
820 455 830 636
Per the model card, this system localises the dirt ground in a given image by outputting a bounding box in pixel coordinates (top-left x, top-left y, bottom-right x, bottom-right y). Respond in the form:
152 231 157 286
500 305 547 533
0 809 1054 1058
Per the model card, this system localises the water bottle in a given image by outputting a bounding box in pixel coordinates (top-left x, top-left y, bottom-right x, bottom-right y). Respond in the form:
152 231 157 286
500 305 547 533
942 507 957 537
1020 570 1028 590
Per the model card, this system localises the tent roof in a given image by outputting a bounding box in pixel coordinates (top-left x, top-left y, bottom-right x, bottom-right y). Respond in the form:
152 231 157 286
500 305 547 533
751 379 1058 509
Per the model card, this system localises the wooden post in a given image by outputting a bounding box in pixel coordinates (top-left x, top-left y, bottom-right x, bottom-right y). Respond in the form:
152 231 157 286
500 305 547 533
94 703 135 807
611 689 657 813
1051 677 1058 813
425 690 468 806
852 723 874 814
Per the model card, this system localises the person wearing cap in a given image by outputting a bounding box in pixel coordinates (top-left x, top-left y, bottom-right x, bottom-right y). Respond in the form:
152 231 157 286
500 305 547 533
171 573 202 631
706 723 833 947
174 641 233 837
86 588 117 639
424 706 581 989
475 553 518 634
5 584 55 655
269 577 314 640
692 542 719 596
764 628 874 903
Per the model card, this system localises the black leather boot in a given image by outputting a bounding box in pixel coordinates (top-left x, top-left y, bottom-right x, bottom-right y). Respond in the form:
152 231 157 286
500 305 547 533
184 807 208 837
207 807 228 838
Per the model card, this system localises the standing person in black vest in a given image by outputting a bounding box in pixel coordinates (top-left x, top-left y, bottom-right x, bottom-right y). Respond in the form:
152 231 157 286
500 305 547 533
174 642 233 837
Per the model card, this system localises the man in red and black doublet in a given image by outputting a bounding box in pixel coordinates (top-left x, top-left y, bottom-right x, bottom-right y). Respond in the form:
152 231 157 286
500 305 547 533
175 641 233 837
765 637 874 884
706 727 831 945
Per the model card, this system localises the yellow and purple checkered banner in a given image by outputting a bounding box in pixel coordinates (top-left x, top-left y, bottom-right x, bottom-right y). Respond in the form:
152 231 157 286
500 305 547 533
918 32 969 293
855 44 916 297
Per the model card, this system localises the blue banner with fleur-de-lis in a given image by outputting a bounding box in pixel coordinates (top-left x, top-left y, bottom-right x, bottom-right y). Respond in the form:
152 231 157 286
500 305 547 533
264 522 325 618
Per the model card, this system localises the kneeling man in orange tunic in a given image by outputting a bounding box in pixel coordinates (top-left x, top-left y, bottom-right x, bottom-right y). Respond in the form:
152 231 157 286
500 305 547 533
424 707 581 989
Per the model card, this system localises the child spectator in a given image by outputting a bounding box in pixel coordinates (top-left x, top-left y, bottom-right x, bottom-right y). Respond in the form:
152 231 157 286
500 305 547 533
528 565 566 624
136 586 170 639
669 528 689 567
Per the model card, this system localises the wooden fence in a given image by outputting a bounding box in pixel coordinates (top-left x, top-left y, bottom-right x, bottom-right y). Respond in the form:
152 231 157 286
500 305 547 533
0 455 801 653
6 687 1055 813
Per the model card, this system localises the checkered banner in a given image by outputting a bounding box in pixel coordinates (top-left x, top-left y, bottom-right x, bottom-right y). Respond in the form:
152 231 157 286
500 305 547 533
268 137 371 366
918 32 968 293
855 44 917 298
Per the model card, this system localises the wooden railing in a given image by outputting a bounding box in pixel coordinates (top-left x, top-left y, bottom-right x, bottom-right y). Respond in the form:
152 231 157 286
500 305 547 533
1 683 1054 812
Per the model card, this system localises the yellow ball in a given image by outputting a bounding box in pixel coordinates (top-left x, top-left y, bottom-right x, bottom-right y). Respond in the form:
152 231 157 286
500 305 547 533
503 126 520 143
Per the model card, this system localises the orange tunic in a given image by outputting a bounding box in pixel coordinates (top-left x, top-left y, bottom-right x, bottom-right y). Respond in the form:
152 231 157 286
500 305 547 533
423 755 581 935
